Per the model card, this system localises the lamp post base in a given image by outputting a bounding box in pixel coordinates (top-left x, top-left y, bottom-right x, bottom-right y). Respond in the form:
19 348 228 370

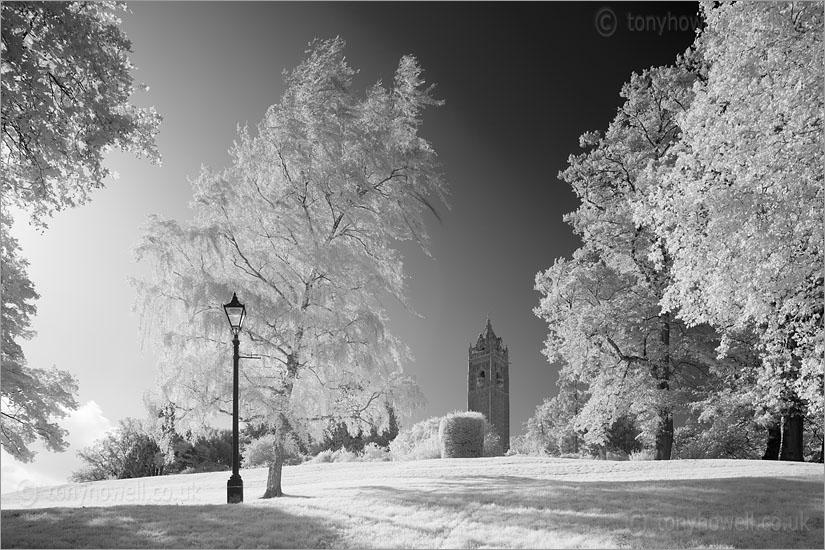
227 474 243 504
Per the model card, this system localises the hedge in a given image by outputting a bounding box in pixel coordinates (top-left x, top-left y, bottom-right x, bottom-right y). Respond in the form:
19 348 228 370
439 411 485 458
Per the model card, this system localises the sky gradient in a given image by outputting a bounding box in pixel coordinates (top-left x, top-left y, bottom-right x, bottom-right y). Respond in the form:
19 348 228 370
3 1 700 490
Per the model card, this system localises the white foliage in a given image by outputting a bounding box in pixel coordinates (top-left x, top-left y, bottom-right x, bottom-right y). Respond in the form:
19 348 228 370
134 38 440 468
1 1 161 228
637 1 824 418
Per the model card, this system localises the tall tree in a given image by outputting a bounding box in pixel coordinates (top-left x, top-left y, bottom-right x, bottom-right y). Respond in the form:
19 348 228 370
534 250 718 459
636 1 824 460
134 38 442 497
1 1 160 460
536 58 714 460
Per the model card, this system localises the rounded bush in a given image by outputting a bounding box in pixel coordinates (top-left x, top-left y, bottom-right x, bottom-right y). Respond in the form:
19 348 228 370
439 412 485 458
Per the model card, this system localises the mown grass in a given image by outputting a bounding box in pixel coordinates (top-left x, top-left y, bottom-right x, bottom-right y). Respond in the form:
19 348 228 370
2 504 339 548
2 457 822 548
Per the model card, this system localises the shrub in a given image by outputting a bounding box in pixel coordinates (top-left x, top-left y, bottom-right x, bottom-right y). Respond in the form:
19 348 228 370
508 434 547 456
606 415 643 455
177 429 234 472
242 433 279 468
241 431 304 468
439 411 484 458
673 414 765 459
317 404 400 454
309 449 334 464
71 418 163 482
605 450 629 461
390 416 442 461
628 449 656 461
330 448 359 462
483 421 504 457
361 442 391 462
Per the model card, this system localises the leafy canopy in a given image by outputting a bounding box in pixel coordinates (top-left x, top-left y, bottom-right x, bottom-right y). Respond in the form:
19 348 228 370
134 38 445 457
1 1 161 227
533 1 823 461
636 1 824 421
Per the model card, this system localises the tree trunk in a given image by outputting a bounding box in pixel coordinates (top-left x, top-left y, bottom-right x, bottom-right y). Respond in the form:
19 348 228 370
654 313 673 460
655 409 674 460
258 343 301 499
779 414 804 462
262 446 284 498
763 422 781 460
764 414 805 461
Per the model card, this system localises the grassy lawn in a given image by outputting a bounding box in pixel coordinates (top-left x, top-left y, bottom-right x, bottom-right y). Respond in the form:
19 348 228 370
2 457 822 548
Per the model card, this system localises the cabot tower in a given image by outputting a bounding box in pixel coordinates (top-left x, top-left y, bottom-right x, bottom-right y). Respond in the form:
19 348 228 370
468 317 510 450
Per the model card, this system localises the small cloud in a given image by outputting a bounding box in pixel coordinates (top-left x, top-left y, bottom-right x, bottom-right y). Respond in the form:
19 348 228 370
1 401 115 493
63 400 116 449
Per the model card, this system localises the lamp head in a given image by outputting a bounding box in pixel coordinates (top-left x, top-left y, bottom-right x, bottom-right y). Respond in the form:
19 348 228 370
223 292 246 336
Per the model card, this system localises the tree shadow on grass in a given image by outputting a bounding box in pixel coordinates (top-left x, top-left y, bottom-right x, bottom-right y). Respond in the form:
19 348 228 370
1 503 341 549
354 475 823 549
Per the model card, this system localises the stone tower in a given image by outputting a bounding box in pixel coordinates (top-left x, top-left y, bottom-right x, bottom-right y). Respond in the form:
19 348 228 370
468 317 510 451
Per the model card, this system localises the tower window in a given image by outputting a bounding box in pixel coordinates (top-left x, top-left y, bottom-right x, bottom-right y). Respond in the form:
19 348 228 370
496 373 504 387
477 370 486 388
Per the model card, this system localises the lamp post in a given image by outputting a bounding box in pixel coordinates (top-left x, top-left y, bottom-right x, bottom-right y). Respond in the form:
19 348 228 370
223 292 246 504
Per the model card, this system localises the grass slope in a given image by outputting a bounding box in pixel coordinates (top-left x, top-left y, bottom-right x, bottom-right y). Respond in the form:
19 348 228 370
2 457 822 548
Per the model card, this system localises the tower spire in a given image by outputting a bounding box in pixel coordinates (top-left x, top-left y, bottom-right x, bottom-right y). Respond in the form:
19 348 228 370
483 314 495 340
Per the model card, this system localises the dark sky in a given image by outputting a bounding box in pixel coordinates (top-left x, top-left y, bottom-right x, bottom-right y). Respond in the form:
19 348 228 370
327 1 703 429
12 2 702 470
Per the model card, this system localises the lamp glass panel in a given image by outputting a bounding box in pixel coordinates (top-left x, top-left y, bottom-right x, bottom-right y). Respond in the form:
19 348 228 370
225 306 245 329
